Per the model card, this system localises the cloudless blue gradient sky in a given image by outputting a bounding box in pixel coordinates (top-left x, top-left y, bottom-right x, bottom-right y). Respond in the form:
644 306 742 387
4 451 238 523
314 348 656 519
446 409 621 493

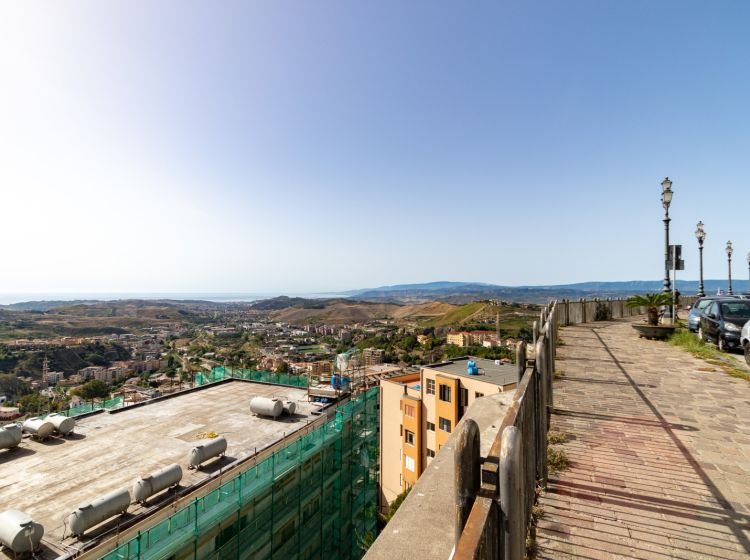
1 1 749 294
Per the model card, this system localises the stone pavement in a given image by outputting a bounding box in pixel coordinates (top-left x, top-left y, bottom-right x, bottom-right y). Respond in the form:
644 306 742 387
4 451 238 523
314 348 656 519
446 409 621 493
536 318 750 559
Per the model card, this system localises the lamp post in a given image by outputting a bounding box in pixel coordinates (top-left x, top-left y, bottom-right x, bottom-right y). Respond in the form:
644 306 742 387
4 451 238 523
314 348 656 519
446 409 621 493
726 241 733 295
747 252 750 294
695 221 706 297
661 178 673 320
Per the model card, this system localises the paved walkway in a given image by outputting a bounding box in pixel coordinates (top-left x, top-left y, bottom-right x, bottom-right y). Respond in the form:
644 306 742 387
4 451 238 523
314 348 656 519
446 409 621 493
536 318 750 560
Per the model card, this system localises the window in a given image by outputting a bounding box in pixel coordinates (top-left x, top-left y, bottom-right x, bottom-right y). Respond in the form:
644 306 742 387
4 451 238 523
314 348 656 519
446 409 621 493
439 417 452 433
426 378 435 395
404 404 415 418
475 392 484 399
400 425 403 436
426 421 435 432
460 387 469 407
405 455 416 472
399 474 403 487
405 429 415 446
439 384 452 402
427 448 435 458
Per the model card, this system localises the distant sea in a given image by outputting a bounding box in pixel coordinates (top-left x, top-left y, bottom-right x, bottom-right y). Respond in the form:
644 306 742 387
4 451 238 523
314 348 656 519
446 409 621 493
0 293 347 306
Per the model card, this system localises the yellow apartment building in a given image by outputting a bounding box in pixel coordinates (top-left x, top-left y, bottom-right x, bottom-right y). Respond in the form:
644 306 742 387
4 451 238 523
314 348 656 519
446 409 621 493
378 356 518 509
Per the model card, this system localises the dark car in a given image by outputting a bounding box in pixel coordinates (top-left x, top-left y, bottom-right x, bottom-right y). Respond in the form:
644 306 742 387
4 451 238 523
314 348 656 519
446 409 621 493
687 296 731 332
699 299 750 351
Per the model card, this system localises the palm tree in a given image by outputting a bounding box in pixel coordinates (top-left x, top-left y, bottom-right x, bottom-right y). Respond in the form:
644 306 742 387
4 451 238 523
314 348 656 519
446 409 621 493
625 293 673 325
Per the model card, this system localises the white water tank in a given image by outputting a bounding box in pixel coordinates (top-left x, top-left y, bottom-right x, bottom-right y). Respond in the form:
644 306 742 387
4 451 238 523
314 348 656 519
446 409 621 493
66 488 131 536
282 401 296 416
0 509 44 553
250 397 283 417
188 436 227 469
22 418 54 439
0 424 22 450
46 413 75 436
133 464 183 503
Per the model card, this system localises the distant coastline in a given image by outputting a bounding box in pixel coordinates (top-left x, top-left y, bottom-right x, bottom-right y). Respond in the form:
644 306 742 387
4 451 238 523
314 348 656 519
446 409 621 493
0 292 348 306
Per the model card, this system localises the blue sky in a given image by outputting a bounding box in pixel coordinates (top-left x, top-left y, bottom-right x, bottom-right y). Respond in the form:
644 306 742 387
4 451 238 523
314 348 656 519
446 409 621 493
1 1 748 293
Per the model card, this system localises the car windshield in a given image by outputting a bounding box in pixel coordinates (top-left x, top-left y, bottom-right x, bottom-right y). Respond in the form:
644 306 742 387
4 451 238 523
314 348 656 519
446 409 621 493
697 300 713 310
720 302 750 318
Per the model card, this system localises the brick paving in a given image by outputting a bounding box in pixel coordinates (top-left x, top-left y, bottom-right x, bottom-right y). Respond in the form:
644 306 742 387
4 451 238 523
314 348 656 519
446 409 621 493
536 318 750 560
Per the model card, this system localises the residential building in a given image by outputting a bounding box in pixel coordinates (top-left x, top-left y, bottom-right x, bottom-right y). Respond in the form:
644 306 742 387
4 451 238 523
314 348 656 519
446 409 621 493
363 347 385 366
447 330 498 347
416 334 430 346
78 366 106 381
379 356 518 509
47 371 64 385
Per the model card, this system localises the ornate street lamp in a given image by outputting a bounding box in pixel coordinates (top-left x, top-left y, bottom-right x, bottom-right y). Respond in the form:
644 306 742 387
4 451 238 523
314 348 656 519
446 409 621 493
661 178 673 320
695 221 706 297
726 240 734 295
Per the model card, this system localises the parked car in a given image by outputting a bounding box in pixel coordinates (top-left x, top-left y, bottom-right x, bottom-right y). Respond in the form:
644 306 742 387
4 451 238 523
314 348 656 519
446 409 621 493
699 299 750 351
687 296 730 332
742 319 750 365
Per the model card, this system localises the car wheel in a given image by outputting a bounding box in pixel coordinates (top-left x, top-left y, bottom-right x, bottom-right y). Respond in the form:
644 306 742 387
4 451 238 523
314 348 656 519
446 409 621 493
744 343 750 366
718 336 727 352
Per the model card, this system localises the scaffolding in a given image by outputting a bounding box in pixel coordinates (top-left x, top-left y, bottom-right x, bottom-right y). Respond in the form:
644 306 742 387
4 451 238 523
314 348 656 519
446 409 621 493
101 386 379 560
306 349 365 404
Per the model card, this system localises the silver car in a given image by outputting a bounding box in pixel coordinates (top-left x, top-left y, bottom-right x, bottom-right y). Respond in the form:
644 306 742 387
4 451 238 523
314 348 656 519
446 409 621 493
743 319 750 366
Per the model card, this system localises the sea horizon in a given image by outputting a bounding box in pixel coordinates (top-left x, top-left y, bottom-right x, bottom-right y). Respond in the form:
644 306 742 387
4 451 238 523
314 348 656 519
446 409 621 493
0 292 349 306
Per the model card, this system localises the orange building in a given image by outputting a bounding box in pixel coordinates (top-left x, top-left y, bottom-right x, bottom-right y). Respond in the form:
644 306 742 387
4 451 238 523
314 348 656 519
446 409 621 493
378 356 518 509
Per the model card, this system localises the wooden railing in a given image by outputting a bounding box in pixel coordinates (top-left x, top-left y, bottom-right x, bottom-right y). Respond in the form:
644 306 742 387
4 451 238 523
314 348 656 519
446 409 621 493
367 295 683 560
453 302 557 560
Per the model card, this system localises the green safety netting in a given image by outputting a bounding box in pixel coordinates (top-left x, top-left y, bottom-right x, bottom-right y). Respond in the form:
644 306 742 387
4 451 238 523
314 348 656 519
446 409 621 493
101 387 379 560
61 395 124 417
196 367 309 389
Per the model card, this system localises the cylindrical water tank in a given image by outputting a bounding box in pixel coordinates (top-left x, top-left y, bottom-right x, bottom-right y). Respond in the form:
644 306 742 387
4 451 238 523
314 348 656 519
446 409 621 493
0 424 22 450
0 509 44 553
22 418 54 439
133 464 183 503
66 488 131 536
46 413 75 436
250 397 283 418
282 401 296 416
188 436 227 469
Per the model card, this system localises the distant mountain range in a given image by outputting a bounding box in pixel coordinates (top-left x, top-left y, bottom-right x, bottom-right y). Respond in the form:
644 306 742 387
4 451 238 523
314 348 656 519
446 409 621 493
347 280 745 304
2 280 745 311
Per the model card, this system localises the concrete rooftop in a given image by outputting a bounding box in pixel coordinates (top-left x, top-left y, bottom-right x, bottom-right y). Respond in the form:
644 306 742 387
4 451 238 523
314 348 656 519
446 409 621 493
0 381 317 559
424 356 517 387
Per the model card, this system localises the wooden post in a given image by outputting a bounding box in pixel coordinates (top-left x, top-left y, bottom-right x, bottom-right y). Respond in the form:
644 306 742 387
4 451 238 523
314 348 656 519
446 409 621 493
515 341 527 383
500 426 524 560
455 419 481 546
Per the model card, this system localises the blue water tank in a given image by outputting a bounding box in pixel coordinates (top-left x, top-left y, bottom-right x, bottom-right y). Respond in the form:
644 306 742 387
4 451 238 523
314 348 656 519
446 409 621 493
467 360 479 375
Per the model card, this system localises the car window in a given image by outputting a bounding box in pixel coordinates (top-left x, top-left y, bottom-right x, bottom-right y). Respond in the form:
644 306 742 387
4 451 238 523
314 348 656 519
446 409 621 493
720 302 750 318
697 300 713 310
708 303 718 316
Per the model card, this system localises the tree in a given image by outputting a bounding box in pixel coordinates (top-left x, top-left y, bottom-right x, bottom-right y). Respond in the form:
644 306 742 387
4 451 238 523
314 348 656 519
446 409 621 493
518 326 534 343
275 361 289 373
72 379 111 400
626 293 672 326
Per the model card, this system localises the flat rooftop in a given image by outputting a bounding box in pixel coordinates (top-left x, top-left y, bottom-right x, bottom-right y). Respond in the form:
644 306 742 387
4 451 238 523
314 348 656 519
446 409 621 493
0 381 317 559
423 356 517 387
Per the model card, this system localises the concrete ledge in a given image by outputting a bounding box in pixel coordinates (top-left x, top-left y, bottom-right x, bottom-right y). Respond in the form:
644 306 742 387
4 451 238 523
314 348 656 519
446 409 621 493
365 392 513 560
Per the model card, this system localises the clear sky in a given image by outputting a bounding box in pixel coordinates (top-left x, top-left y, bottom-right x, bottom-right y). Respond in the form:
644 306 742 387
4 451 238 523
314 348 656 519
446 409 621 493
1 1 749 294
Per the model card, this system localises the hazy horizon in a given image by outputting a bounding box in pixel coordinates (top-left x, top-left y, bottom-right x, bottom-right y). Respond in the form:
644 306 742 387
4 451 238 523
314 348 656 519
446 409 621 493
2 277 744 306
